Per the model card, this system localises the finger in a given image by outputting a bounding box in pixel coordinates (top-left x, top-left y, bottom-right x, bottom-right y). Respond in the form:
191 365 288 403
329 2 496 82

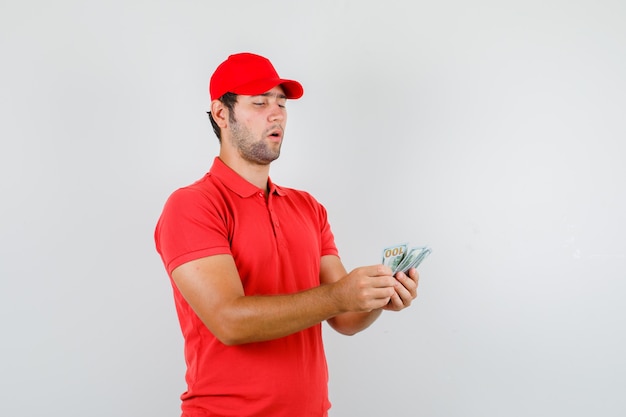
367 264 393 277
385 290 405 311
394 272 417 297
408 268 420 283
372 286 396 300
369 275 397 289
366 290 393 311
393 281 413 305
398 268 419 283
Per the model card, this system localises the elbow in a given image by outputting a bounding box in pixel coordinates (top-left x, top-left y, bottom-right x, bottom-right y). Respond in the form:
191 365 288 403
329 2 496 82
217 335 245 346
336 328 360 337
209 323 249 346
204 315 255 346
327 317 366 337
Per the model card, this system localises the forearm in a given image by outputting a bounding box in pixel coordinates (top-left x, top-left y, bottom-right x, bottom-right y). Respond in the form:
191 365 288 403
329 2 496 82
327 309 383 336
213 283 344 345
172 255 397 346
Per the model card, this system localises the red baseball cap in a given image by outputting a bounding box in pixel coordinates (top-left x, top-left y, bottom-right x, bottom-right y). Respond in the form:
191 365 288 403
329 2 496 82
209 52 304 101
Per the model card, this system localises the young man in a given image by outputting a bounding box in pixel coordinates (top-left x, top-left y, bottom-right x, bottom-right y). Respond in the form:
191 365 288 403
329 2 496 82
154 52 420 417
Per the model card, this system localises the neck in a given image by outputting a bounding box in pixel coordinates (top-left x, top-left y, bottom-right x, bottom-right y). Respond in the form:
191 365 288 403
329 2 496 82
218 151 271 192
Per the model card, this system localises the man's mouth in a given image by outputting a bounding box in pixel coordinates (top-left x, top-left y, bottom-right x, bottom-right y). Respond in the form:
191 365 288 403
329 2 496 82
267 127 283 141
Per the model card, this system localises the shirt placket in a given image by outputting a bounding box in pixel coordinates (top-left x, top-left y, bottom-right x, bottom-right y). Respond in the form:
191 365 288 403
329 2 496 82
265 193 287 249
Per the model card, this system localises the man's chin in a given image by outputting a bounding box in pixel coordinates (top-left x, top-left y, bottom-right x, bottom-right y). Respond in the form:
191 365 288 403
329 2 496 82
243 153 280 166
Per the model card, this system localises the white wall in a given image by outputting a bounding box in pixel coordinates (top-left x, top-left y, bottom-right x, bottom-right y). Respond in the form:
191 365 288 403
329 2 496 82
1 1 625 416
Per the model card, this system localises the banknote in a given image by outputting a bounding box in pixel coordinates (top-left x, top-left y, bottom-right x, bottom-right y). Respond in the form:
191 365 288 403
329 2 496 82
382 243 431 274
381 243 408 272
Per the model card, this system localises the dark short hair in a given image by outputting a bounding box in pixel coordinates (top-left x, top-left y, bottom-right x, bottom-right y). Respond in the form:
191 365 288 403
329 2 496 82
207 92 238 142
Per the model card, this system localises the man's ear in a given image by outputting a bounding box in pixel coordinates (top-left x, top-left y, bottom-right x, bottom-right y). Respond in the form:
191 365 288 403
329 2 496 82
210 100 229 128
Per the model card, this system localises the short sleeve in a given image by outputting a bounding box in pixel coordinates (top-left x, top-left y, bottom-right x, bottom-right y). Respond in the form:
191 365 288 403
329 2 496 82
155 187 232 274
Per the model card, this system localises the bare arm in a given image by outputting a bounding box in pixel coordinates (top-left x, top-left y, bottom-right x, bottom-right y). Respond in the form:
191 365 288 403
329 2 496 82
171 254 397 345
321 255 420 335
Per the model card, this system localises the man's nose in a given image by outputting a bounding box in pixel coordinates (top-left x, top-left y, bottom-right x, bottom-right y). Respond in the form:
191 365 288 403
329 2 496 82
268 102 285 121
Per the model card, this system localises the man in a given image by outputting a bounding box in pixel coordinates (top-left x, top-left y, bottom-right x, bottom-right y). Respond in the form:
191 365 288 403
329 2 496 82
154 52 420 417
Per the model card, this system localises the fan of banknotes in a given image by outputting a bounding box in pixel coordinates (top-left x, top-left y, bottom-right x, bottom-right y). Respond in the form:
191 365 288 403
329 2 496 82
382 243 432 275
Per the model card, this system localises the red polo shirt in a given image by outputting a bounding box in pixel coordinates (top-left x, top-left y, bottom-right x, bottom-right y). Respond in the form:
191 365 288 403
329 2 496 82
155 157 338 417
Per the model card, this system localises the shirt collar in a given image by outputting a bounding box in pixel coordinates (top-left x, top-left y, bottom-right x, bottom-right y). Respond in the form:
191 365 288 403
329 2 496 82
209 157 287 198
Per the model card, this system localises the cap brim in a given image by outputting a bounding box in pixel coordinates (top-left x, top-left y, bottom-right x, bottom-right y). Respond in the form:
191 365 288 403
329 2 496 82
231 78 303 99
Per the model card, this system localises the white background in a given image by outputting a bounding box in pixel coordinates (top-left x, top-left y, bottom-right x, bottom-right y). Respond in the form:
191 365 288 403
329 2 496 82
1 1 625 416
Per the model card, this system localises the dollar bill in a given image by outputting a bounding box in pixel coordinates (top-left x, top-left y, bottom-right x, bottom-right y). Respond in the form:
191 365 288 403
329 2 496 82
382 243 408 272
382 243 431 275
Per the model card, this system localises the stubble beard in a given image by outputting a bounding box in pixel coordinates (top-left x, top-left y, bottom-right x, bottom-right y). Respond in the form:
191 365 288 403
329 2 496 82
230 116 281 166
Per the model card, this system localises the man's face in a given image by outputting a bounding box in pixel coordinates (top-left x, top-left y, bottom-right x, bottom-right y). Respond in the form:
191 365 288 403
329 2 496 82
227 85 288 165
